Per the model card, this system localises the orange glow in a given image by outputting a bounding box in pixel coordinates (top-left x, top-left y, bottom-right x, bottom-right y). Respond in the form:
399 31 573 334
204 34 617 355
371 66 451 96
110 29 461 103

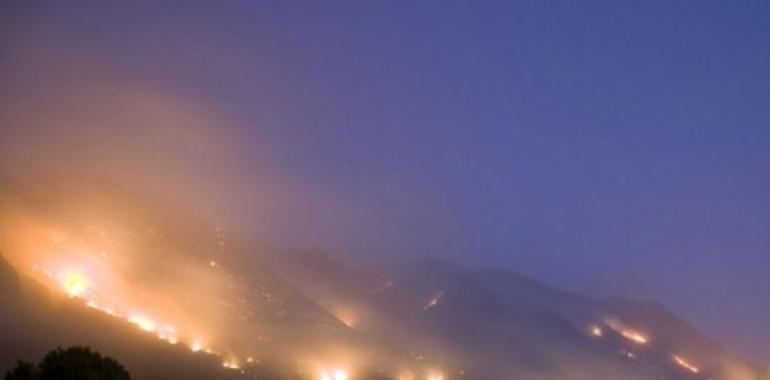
61 272 90 297
128 314 157 332
318 367 349 380
621 331 647 344
604 318 648 344
673 355 700 373
334 309 358 328
157 326 178 344
222 360 240 370
589 325 603 337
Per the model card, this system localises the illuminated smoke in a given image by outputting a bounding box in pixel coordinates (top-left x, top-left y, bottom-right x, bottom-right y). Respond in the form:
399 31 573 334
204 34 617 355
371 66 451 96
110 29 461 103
603 318 648 345
672 355 699 373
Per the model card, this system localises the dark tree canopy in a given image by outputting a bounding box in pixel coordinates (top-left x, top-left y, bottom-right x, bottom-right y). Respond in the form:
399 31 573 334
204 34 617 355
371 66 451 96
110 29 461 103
3 362 36 380
4 346 130 380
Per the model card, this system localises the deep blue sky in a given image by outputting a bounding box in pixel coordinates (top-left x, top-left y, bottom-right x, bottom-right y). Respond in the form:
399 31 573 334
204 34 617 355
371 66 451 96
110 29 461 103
3 0 770 363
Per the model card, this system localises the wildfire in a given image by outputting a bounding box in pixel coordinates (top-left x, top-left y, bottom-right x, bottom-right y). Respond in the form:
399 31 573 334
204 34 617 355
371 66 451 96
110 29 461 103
604 318 648 344
622 331 647 344
128 314 157 332
45 265 197 352
589 325 603 337
222 360 240 370
61 272 90 297
673 355 700 373
318 368 349 380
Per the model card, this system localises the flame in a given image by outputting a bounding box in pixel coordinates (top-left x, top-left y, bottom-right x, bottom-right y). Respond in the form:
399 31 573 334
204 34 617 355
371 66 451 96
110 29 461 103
622 331 647 344
604 318 648 344
318 368 349 380
128 314 157 332
222 360 240 370
673 355 700 373
589 325 603 337
61 272 90 297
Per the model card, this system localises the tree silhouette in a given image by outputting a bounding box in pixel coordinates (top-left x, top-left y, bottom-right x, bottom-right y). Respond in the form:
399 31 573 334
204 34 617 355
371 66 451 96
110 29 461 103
3 361 36 380
4 346 130 380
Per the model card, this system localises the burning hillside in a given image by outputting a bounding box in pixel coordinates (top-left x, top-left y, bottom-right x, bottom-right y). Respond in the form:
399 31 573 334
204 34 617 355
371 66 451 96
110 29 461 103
0 175 766 380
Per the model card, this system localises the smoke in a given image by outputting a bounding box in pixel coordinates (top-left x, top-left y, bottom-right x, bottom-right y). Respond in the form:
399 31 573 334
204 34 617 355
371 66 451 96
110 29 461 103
0 2 381 372
0 1 375 256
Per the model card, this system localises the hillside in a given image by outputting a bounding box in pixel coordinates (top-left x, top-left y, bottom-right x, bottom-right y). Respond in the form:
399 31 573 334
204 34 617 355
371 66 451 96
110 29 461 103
0 175 765 380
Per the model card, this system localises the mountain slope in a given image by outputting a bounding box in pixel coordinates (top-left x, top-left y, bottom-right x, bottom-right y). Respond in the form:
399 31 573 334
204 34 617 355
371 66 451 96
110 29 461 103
264 252 765 380
0 254 248 380
0 174 764 380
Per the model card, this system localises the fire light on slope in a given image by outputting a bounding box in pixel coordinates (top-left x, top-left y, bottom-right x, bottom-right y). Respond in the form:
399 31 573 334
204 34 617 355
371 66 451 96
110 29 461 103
673 355 700 373
32 256 217 356
128 314 158 332
603 318 648 344
318 367 349 380
3 198 462 380
61 272 90 297
222 360 241 370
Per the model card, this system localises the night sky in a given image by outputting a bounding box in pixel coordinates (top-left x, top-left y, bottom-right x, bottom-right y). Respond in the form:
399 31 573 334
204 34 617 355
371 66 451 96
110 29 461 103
2 1 769 363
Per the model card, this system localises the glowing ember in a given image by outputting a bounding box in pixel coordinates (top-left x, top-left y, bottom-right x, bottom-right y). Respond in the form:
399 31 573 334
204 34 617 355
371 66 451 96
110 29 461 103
673 355 700 373
622 331 647 344
332 369 348 380
424 291 444 310
604 318 648 344
128 314 157 332
61 272 90 298
318 368 349 380
222 360 240 370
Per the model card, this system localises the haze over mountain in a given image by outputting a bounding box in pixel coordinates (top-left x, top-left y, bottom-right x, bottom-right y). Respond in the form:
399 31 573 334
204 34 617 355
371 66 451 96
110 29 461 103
2 1 769 378
0 175 764 379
